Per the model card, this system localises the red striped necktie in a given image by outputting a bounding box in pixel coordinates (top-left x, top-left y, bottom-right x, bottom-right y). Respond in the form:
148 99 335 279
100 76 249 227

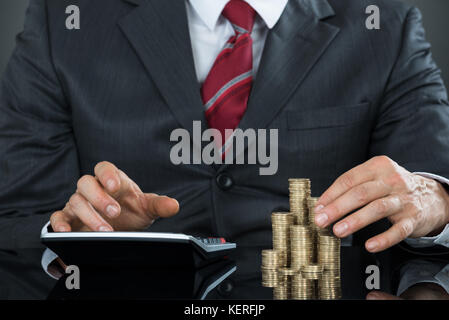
201 0 256 154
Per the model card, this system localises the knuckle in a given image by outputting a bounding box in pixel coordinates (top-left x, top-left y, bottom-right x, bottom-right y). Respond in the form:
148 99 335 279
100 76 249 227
398 225 407 239
50 211 60 223
411 196 423 209
415 208 425 222
398 220 413 239
146 193 158 198
96 161 109 169
346 216 359 230
388 214 400 225
95 161 111 174
93 193 112 210
354 185 369 203
69 193 84 210
153 198 164 214
77 175 93 190
317 193 331 206
374 198 388 215
62 202 70 213
328 203 341 218
383 236 392 249
389 172 406 187
372 155 390 167
390 196 403 211
408 199 418 213
339 174 354 189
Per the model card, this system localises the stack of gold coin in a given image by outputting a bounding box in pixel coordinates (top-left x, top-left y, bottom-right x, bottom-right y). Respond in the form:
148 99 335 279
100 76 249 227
317 231 341 272
261 250 279 287
272 212 294 266
290 225 314 270
301 264 323 299
261 178 344 300
273 274 290 300
291 273 316 300
308 197 331 234
278 267 296 277
289 179 311 224
307 196 319 261
319 270 341 300
261 249 279 268
307 197 319 229
317 231 341 299
301 264 324 280
273 283 289 300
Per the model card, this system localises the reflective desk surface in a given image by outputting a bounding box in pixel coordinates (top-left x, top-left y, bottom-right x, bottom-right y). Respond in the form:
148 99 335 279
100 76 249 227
44 245 449 300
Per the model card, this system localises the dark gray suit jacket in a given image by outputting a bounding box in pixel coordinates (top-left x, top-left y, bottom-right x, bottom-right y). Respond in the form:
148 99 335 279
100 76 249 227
1 0 449 253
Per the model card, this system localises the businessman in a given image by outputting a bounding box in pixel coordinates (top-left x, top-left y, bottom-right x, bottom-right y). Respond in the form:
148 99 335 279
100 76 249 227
2 0 449 294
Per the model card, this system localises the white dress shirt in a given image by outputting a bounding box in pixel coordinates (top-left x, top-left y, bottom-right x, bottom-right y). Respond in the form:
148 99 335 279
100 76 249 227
42 0 449 286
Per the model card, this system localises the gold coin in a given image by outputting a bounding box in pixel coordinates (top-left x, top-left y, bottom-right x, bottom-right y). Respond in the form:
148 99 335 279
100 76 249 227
278 267 297 276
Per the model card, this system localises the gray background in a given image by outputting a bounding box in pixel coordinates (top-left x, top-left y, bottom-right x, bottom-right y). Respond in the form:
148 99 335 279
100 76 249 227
0 0 448 86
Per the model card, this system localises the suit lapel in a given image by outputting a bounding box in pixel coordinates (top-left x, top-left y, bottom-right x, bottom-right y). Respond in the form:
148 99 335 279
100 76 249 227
214 0 340 169
119 0 340 170
239 0 340 133
118 0 207 139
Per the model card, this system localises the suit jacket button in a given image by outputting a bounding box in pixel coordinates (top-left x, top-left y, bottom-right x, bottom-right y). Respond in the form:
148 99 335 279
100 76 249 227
216 173 233 190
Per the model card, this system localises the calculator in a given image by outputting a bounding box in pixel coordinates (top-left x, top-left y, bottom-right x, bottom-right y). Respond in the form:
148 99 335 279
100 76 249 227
41 227 236 269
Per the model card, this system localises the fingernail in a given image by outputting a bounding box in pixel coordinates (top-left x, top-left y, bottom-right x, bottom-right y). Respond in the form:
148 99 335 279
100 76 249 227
315 204 324 213
334 222 348 236
315 213 328 226
106 179 116 191
106 205 119 218
99 225 112 232
366 241 378 251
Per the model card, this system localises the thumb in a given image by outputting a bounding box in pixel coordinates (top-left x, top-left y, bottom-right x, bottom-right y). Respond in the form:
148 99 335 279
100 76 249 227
144 193 180 219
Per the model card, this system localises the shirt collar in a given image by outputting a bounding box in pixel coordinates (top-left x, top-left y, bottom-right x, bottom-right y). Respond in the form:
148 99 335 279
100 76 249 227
189 0 289 31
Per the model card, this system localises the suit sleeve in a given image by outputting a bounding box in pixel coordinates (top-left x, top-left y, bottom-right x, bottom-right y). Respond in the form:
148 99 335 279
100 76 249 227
397 260 449 296
369 7 449 176
0 0 79 250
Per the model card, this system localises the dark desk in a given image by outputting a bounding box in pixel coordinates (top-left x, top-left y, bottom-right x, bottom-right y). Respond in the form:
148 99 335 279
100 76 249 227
43 245 449 300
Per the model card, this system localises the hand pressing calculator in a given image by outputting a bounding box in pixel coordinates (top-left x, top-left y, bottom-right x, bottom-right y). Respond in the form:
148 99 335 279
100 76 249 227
41 228 236 269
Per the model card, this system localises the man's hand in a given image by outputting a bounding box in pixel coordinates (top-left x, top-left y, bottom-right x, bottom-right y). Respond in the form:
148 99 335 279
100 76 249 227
314 156 449 252
367 283 449 300
50 162 179 232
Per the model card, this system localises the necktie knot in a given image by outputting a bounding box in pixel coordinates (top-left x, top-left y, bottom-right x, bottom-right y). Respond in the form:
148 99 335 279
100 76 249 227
222 0 256 34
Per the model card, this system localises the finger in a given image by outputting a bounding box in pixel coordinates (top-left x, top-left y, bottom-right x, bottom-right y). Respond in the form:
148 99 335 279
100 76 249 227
333 196 402 238
50 211 74 232
366 291 401 300
144 194 180 219
317 159 381 208
77 175 121 219
68 193 114 232
365 218 414 252
95 163 136 200
316 180 391 228
94 161 122 194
